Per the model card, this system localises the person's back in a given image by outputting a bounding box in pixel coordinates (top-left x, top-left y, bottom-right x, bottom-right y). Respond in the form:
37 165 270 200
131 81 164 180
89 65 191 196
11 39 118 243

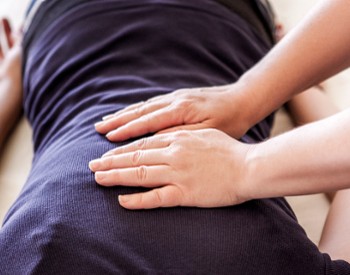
1 0 348 273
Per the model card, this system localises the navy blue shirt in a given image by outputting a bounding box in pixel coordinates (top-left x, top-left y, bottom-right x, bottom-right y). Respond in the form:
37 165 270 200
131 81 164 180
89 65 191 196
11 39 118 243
1 1 349 274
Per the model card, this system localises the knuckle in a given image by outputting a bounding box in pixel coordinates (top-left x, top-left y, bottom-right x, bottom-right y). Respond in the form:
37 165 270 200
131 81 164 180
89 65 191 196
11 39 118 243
134 105 145 116
103 157 113 168
133 194 143 207
173 89 185 96
175 99 192 110
138 114 151 125
131 150 142 165
140 116 155 132
143 114 153 123
175 187 186 206
168 144 183 160
174 130 190 139
172 99 196 120
136 138 147 149
153 189 163 206
136 165 147 183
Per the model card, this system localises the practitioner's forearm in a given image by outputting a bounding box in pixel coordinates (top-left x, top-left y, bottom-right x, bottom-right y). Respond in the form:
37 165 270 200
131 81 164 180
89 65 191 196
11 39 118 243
246 109 350 200
286 86 340 201
236 0 350 128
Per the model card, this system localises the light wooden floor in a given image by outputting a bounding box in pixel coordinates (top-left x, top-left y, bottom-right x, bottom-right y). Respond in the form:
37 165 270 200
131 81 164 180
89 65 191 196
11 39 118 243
0 0 350 246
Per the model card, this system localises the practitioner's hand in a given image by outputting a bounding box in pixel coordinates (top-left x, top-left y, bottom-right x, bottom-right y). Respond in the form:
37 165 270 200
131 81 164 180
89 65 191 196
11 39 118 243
94 84 251 141
89 129 253 210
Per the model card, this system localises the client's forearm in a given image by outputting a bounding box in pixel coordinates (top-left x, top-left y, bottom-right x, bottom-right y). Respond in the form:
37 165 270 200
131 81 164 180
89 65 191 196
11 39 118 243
0 111 21 149
0 79 22 148
246 109 350 199
235 0 350 129
0 58 22 149
286 86 339 126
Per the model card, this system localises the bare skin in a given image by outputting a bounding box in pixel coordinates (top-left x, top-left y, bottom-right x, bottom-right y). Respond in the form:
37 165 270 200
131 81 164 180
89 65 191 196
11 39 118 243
90 129 250 208
0 18 22 151
95 84 250 142
91 0 350 211
90 0 350 262
1 2 349 264
95 0 350 143
90 107 350 263
89 95 349 209
319 189 350 260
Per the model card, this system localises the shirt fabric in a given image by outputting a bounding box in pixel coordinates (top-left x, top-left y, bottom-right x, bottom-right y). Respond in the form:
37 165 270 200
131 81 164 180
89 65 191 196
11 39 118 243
1 0 350 274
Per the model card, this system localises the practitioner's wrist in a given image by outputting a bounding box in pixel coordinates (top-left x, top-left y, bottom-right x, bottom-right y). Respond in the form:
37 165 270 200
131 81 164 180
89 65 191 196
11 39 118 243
243 142 278 201
225 141 264 204
234 63 298 130
227 76 275 137
225 83 258 138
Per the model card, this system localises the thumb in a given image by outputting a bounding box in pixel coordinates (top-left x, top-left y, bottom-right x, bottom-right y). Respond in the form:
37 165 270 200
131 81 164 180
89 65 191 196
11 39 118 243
118 186 181 210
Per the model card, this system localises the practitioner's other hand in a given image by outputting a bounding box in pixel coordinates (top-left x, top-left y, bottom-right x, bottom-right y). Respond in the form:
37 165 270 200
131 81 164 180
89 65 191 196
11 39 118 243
89 129 253 210
94 84 251 141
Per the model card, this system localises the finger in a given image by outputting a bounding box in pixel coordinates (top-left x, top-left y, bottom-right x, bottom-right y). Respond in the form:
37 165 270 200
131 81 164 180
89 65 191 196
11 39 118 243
102 94 166 120
102 101 145 121
95 101 167 134
156 123 209 135
89 148 169 172
0 18 12 56
0 21 4 59
95 165 172 187
102 134 172 158
2 18 13 48
118 185 182 209
106 106 182 142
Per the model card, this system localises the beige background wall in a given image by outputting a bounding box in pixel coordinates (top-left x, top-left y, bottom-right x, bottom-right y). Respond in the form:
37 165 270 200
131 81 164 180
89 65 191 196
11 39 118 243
1 0 350 245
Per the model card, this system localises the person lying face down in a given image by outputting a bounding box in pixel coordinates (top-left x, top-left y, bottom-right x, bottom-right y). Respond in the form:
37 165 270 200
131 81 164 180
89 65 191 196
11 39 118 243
1 0 349 274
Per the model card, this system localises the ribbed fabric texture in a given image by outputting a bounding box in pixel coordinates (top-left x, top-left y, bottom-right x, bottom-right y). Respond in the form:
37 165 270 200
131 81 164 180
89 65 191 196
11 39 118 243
216 0 275 45
1 0 349 274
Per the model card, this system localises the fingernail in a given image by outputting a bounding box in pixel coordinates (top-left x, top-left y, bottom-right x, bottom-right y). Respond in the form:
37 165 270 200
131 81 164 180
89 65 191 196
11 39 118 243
106 131 114 139
102 152 112 158
89 159 101 170
102 115 114 121
95 172 105 181
94 121 105 128
119 195 129 204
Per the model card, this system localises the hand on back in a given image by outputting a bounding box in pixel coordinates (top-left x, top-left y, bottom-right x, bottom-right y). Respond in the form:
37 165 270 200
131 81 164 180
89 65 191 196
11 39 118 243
89 129 253 209
94 84 251 141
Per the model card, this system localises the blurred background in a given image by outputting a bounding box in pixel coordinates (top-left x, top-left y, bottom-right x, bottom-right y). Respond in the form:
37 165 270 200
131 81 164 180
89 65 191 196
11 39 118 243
0 0 30 29
0 0 32 225
0 0 349 245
